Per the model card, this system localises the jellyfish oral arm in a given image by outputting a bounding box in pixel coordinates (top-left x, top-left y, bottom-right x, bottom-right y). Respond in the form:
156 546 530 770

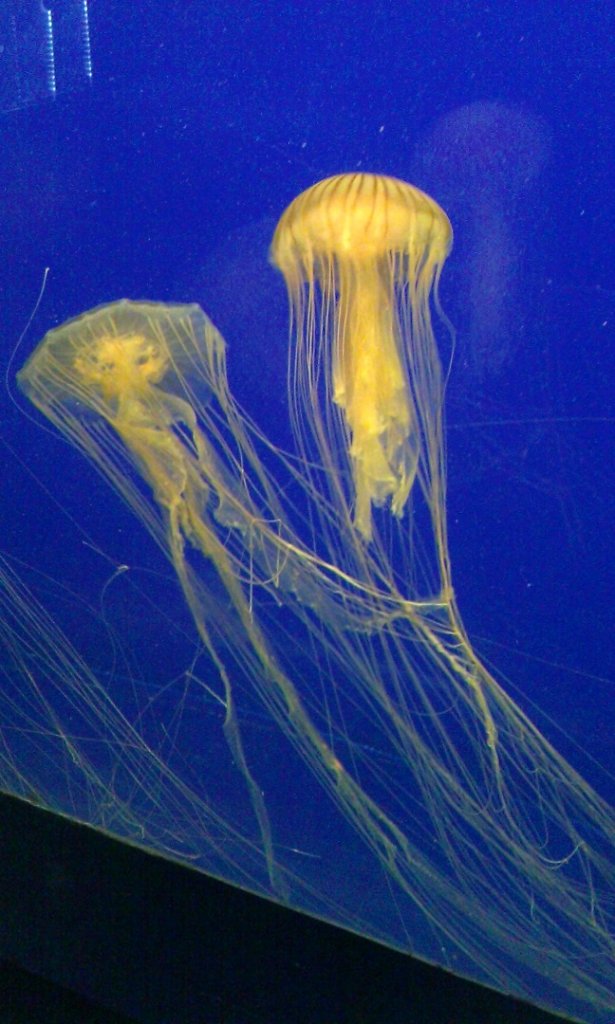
334 263 419 539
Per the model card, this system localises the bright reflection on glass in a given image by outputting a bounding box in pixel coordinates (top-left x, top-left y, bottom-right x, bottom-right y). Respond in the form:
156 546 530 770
14 173 615 1024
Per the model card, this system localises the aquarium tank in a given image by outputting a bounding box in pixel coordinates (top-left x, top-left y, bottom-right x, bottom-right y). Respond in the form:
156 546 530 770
0 2 613 1023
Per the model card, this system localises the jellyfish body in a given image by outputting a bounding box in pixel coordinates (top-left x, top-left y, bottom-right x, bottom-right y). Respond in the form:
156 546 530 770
17 300 293 895
271 173 452 540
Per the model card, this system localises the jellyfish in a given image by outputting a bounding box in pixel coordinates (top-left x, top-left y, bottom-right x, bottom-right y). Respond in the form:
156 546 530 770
17 179 615 1024
16 300 302 897
271 172 452 544
413 102 550 386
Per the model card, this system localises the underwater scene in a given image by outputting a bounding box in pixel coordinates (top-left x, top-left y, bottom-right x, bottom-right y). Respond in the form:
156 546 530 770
0 2 613 1023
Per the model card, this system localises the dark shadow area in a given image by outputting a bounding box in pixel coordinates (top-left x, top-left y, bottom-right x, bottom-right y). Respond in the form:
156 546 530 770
0 961 138 1023
0 793 575 1024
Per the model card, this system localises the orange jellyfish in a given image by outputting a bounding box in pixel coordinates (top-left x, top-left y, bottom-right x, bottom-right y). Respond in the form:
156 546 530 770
271 172 452 543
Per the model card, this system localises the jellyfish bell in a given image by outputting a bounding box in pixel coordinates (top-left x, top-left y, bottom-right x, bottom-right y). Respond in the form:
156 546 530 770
271 173 453 543
271 172 451 267
19 299 216 412
17 301 226 520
